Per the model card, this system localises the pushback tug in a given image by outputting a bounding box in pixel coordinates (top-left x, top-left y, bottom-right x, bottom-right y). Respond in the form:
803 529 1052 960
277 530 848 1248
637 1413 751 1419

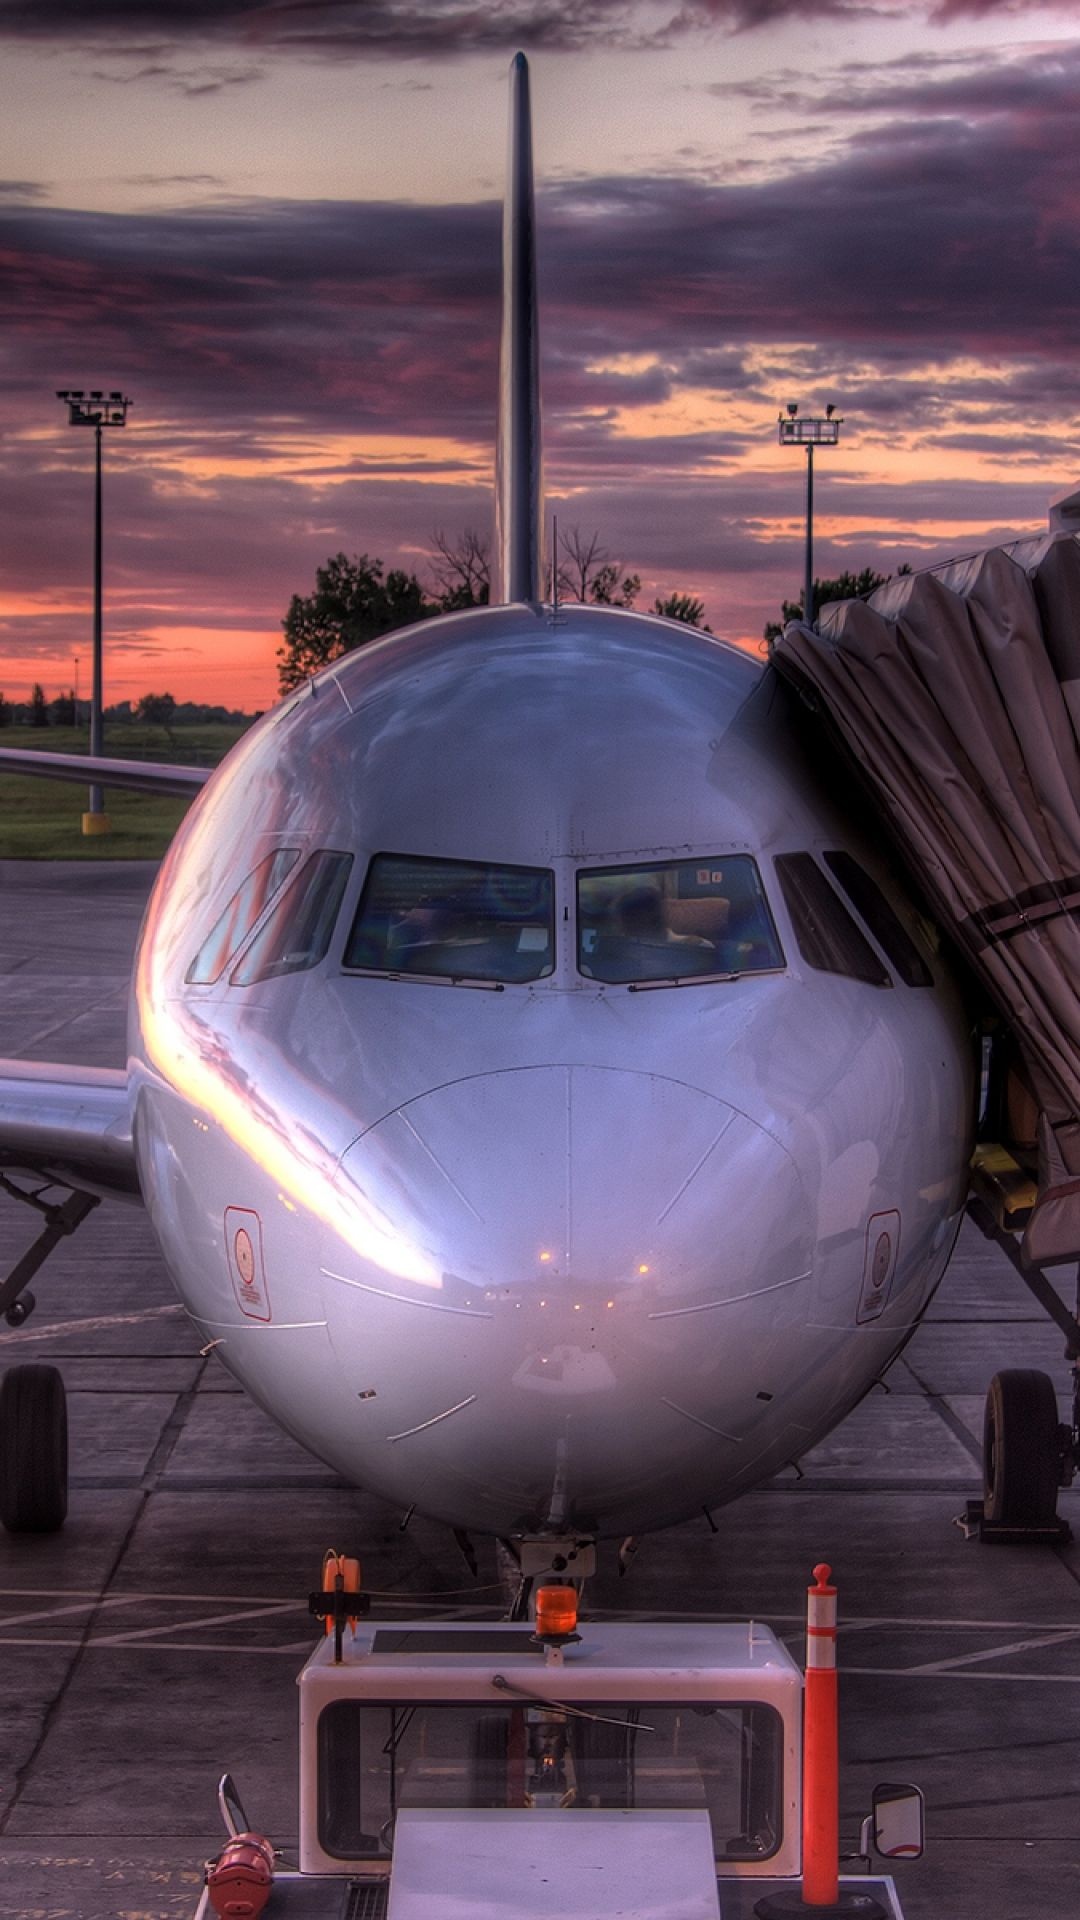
196 1560 923 1920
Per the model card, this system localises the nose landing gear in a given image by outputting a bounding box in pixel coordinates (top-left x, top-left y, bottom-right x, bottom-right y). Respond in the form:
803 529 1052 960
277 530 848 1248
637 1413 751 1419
961 1199 1077 1544
982 1368 1069 1532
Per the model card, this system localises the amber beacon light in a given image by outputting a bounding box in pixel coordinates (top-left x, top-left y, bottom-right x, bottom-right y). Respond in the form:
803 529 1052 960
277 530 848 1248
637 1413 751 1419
534 1584 579 1640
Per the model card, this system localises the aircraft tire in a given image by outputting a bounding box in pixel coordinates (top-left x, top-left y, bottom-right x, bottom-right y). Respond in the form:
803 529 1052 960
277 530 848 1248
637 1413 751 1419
0 1362 68 1534
982 1368 1060 1527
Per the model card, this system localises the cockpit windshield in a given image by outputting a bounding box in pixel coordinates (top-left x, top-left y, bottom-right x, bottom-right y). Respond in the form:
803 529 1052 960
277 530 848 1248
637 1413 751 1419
578 857 783 985
344 854 555 984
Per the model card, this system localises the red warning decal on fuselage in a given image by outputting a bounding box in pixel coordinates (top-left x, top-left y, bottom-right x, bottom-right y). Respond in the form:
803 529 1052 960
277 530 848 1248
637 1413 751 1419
856 1209 901 1325
225 1206 272 1322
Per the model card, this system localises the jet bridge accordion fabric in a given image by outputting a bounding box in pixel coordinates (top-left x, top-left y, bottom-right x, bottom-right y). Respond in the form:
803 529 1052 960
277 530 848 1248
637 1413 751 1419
773 533 1080 1264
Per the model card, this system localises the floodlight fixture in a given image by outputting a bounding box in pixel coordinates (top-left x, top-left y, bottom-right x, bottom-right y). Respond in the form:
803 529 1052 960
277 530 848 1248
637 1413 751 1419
776 401 844 626
54 385 134 830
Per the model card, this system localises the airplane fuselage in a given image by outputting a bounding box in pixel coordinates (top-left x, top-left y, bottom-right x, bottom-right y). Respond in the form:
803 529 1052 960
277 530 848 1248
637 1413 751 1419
129 603 975 1538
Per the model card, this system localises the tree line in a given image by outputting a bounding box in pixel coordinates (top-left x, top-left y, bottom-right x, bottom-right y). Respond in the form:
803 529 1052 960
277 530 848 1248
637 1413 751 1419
762 565 913 645
0 689 253 730
277 527 711 692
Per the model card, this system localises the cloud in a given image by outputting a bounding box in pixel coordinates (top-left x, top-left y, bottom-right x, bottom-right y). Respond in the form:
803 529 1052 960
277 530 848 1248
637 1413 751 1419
2 28 1077 687
0 0 1071 64
0 178 48 201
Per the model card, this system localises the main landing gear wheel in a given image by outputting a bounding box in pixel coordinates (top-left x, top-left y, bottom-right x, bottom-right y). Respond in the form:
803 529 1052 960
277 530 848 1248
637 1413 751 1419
982 1368 1061 1528
0 1363 68 1534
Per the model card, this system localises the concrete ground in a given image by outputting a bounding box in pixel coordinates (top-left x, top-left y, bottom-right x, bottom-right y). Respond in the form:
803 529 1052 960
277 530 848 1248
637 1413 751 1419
0 860 1078 1920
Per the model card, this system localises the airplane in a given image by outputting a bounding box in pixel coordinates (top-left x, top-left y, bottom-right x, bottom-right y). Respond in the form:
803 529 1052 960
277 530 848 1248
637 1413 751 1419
0 55 995 1584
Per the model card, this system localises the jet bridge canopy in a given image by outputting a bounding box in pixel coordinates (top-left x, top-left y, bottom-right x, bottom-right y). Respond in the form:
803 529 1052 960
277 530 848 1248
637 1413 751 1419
773 532 1080 1264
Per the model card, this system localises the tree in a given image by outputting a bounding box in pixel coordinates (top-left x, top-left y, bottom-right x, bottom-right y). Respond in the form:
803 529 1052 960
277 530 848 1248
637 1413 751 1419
0 692 12 729
556 527 639 609
278 553 431 693
763 565 911 645
654 592 710 630
50 689 76 727
29 683 48 729
429 528 490 610
137 692 178 743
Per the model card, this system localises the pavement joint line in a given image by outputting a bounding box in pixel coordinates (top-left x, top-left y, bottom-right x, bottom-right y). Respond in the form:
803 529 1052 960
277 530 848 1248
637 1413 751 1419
13 988 128 1059
894 1356 985 1468
0 1488 151 1834
0 1357 208 1835
137 1356 209 1495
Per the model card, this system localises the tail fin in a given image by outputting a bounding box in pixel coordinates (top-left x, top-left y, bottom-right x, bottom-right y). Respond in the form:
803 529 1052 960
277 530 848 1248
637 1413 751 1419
493 51 544 606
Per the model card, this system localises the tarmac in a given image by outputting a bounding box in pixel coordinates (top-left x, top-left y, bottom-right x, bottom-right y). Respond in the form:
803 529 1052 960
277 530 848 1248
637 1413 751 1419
0 860 1078 1920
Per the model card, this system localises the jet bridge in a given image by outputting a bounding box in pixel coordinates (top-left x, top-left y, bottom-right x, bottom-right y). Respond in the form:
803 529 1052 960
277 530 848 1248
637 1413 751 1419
774 526 1080 1270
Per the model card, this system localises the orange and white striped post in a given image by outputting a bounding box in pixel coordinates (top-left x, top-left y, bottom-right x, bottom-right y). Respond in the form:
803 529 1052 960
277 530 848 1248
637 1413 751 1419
803 1561 839 1906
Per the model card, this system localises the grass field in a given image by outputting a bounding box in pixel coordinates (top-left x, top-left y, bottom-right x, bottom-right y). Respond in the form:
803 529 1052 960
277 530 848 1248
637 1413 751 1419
0 722 249 859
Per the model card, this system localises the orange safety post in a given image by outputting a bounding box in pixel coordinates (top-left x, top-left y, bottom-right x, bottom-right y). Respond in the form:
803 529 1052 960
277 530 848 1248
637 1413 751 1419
803 1561 839 1906
321 1550 361 1636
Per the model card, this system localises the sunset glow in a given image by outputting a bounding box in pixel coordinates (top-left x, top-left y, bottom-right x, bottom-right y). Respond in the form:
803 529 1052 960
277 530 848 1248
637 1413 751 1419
1 2 1078 710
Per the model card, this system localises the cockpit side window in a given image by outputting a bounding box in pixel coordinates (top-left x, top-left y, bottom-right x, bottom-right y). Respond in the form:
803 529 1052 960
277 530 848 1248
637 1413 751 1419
823 851 934 988
578 856 784 985
186 847 300 985
343 854 555 985
774 853 891 986
232 850 353 985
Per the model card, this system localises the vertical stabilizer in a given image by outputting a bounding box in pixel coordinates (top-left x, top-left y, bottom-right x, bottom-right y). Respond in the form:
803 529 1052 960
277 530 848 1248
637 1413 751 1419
493 51 544 605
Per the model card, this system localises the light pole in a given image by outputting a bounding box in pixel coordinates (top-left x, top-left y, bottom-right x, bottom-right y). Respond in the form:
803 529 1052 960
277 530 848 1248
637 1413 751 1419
55 388 133 833
777 402 842 627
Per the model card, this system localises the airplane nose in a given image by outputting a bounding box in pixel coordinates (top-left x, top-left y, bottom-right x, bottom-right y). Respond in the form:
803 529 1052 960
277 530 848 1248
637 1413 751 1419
333 1064 808 1301
321 1066 813 1534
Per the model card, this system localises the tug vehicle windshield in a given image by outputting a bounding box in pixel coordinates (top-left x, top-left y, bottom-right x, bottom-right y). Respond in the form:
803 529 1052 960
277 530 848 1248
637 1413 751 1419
317 1699 782 1863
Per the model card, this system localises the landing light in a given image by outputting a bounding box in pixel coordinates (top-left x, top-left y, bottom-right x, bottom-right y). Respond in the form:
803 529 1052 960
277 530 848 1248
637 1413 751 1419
638 1263 650 1275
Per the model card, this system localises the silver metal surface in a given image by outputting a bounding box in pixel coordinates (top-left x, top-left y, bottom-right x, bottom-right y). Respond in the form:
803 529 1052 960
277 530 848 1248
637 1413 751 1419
386 1809 721 1920
100 602 975 1539
0 1060 136 1194
0 58 975 1550
493 53 543 605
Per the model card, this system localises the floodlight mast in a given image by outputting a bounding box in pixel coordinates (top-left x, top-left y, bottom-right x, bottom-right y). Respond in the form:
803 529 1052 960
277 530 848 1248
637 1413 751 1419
777 405 842 627
55 389 133 833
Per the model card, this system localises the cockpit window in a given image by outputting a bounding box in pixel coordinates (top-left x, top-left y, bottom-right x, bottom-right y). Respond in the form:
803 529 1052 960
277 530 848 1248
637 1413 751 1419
343 854 555 984
578 857 784 985
774 853 891 987
823 851 934 987
232 850 353 984
186 847 300 985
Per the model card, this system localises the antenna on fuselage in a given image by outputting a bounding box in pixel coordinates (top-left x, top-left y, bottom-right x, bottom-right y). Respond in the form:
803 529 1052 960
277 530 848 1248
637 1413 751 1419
493 51 544 606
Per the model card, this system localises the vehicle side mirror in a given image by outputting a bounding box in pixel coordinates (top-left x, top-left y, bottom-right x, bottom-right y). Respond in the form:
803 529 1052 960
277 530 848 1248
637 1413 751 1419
218 1771 251 1839
867 1782 924 1860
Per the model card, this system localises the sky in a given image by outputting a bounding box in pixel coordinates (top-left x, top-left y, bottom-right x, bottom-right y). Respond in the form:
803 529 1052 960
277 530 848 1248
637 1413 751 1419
2 0 1079 711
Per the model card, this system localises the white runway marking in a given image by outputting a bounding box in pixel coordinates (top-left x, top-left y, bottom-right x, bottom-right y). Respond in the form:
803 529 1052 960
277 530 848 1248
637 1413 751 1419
93 1600 302 1646
904 1628 1080 1675
3 1590 1080 1678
